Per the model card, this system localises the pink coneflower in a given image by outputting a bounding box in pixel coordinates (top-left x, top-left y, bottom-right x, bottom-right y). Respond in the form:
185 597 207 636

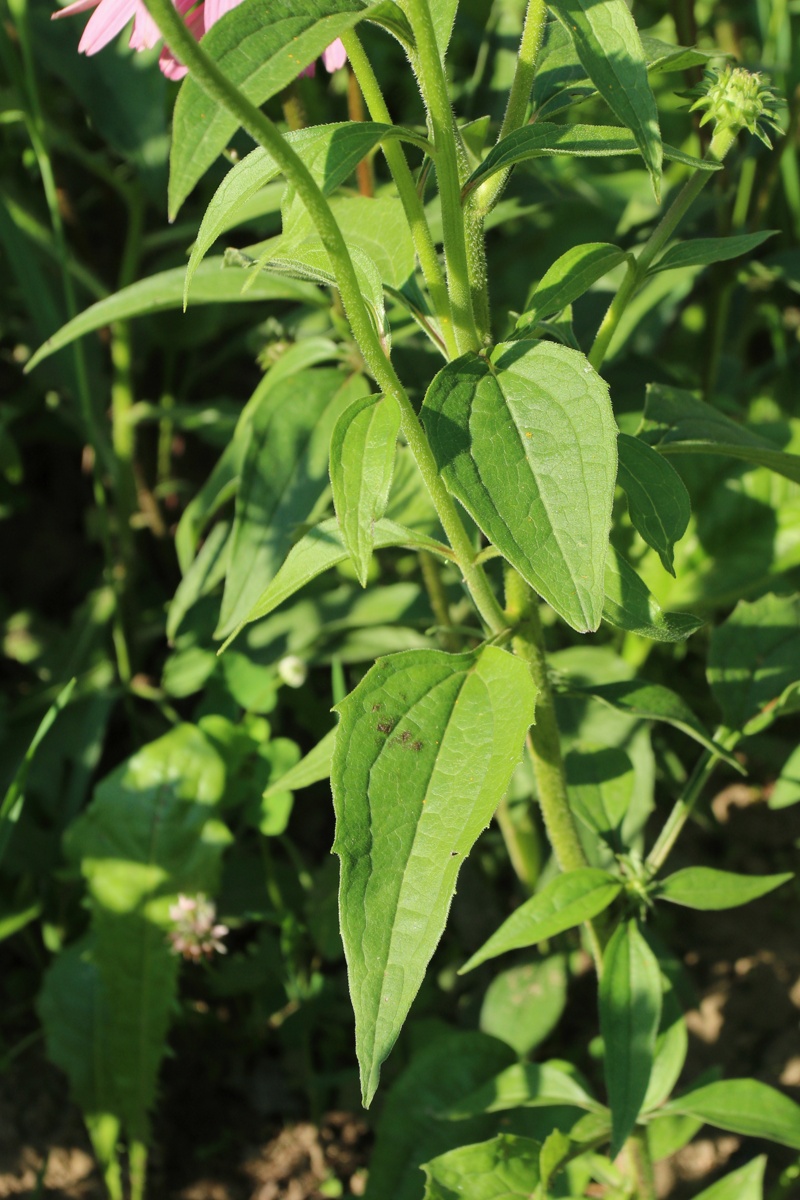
52 0 347 82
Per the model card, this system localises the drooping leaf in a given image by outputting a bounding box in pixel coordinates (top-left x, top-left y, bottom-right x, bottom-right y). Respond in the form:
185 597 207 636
422 1134 542 1200
602 546 703 642
332 646 537 1105
168 0 382 217
515 243 627 333
643 384 800 486
423 342 617 633
600 920 662 1157
444 1061 604 1119
650 231 778 274
708 593 800 734
479 956 567 1057
460 869 621 973
25 260 321 371
220 517 452 648
657 867 792 911
617 433 691 576
547 0 662 198
770 743 800 809
217 368 366 638
466 124 709 194
565 743 633 850
331 393 401 585
263 727 336 798
692 1157 767 1200
662 1080 800 1149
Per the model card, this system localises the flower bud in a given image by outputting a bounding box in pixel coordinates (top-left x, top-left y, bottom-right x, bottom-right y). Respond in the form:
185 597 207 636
689 65 782 148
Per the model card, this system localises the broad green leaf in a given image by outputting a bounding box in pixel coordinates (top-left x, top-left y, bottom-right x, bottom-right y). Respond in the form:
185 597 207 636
617 433 691 576
515 243 627 333
220 517 452 647
332 646 537 1105
600 920 662 1157
692 1157 766 1200
538 1129 572 1196
642 975 687 1112
217 368 366 638
646 1111 704 1162
547 0 662 198
657 867 792 911
62 725 232 1143
650 231 778 274
643 384 800 486
24 260 320 371
480 956 567 1057
0 677 76 863
460 868 621 973
168 0 381 217
708 593 800 734
638 35 718 75
444 1061 604 1119
331 393 401 585
602 547 703 642
422 1134 541 1200
363 1031 517 1200
167 521 230 642
262 726 336 797
186 123 426 301
770 743 800 809
566 678 742 769
466 125 709 193
662 1080 800 1149
423 342 617 633
565 743 633 850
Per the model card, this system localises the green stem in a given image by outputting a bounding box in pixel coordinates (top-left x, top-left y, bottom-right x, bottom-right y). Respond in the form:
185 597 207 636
402 0 481 353
589 125 738 370
143 0 506 634
646 728 740 873
340 29 458 359
419 550 457 650
128 1138 148 1200
499 0 548 141
626 1127 657 1200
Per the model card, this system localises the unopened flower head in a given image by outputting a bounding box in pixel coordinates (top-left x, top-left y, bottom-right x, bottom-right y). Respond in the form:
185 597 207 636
167 893 229 961
689 64 783 148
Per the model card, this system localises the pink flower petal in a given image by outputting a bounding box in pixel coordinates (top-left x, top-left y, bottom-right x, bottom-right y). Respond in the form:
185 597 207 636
158 0 204 79
77 0 137 54
322 38 347 73
129 0 160 50
203 0 242 30
300 60 316 79
51 0 100 21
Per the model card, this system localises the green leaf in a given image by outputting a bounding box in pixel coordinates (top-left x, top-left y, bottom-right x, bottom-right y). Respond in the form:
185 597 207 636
692 1157 767 1200
167 521 230 642
565 743 633 850
617 433 691 576
332 646 537 1106
662 1080 800 1149
430 0 459 56
480 956 567 1057
602 547 704 642
650 231 778 274
600 920 662 1157
515 243 627 333
169 0 381 217
331 393 401 586
460 868 621 973
220 517 451 648
24 260 320 372
657 867 792 911
422 342 618 633
643 974 687 1112
547 0 662 198
538 1129 573 1196
466 124 708 193
566 678 742 769
262 726 336 798
217 369 366 638
708 593 800 734
443 1061 604 1119
643 384 800 486
770 743 800 809
422 1134 541 1200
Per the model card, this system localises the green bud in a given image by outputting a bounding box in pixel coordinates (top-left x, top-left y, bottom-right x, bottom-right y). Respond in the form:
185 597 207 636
689 64 782 148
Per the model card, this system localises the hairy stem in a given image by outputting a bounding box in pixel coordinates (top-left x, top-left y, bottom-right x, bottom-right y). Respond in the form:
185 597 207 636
626 1127 657 1200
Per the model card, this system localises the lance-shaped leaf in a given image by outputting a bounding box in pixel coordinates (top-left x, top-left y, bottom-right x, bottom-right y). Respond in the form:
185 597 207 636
444 1061 604 1118
771 743 800 809
617 433 691 576
548 0 662 198
600 920 663 1157
650 231 778 274
460 868 621 973
662 1080 800 1149
643 384 800 486
422 342 617 633
263 727 336 798
422 1134 542 1200
331 394 401 585
603 547 703 642
515 243 627 334
708 593 800 734
657 867 792 911
332 647 537 1106
565 743 633 850
169 0 381 217
692 1157 766 1200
